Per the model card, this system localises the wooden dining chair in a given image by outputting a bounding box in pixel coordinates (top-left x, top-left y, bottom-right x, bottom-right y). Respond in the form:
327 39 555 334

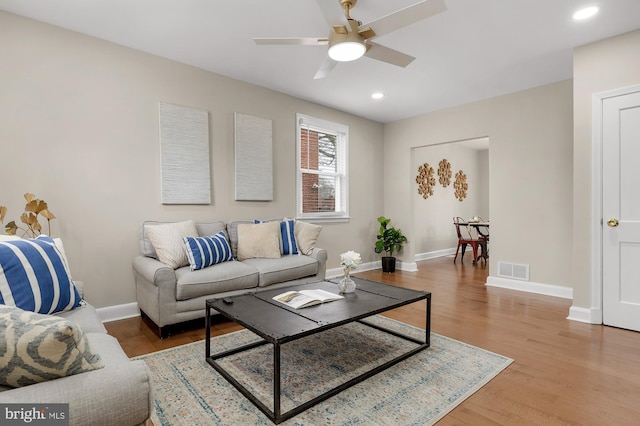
453 217 482 264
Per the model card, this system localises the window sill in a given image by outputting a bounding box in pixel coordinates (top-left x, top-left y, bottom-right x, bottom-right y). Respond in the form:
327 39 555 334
296 216 350 224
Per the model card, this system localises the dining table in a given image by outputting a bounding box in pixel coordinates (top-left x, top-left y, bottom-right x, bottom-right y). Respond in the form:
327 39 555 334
457 220 490 262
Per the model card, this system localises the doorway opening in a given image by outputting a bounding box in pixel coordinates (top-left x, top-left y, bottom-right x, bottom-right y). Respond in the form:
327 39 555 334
411 137 490 262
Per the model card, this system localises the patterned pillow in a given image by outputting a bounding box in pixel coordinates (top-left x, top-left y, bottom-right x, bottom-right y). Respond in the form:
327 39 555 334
0 305 104 387
183 232 234 271
144 220 199 269
0 235 81 314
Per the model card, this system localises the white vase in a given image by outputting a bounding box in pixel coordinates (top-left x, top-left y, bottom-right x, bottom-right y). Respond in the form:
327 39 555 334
339 268 356 293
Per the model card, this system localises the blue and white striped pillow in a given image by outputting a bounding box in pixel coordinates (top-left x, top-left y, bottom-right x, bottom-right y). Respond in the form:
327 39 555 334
0 236 82 314
253 219 299 255
183 231 233 271
279 219 299 255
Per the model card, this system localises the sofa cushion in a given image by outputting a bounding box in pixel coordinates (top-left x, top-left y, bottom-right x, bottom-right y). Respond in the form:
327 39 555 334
144 220 198 269
295 221 322 255
0 305 104 388
242 256 319 287
236 222 281 261
0 236 82 314
54 303 107 334
183 232 233 271
175 261 258 300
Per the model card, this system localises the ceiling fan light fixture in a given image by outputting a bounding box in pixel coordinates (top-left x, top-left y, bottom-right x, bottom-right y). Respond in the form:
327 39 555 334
328 19 366 62
328 41 366 62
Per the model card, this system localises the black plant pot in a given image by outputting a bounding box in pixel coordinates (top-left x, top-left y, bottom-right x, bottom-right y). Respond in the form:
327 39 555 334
381 256 396 273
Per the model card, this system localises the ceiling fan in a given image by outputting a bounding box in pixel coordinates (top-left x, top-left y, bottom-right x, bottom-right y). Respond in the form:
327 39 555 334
254 0 447 79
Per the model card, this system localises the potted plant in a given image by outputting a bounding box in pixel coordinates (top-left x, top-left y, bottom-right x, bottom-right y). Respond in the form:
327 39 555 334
374 216 407 273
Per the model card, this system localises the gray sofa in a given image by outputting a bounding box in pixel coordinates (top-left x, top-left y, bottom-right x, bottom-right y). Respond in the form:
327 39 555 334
133 220 327 337
0 282 153 426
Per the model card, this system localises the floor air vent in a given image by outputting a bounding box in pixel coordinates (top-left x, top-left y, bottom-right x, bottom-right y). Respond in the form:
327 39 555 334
497 262 530 281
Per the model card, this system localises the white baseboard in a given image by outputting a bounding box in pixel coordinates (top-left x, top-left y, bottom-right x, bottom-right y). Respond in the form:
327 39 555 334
486 276 573 299
567 305 602 324
415 248 456 261
327 259 417 278
96 302 140 323
99 262 575 323
399 261 418 272
327 261 378 278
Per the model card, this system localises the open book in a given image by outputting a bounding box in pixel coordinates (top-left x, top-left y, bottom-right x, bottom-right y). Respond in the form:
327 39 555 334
272 289 344 309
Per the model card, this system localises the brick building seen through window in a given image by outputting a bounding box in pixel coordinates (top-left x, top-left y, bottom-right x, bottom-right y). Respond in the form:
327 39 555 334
297 113 348 220
300 128 337 213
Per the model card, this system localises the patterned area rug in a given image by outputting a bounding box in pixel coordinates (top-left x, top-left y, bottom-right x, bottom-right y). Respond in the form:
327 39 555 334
136 316 512 425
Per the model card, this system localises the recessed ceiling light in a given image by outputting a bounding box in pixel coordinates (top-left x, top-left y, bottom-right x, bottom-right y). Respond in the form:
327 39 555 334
573 6 599 20
371 92 385 100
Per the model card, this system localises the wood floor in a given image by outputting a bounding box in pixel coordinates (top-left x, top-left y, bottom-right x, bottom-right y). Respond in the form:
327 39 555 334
106 257 640 425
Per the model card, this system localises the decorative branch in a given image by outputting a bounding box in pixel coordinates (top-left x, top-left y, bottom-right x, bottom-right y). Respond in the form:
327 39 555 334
0 193 56 237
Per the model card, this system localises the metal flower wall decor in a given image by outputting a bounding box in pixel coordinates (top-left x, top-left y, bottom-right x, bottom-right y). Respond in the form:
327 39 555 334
0 193 56 237
454 170 468 201
416 163 436 199
417 159 470 202
437 159 452 187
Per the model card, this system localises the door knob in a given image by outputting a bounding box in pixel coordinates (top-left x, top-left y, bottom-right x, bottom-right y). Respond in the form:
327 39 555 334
607 218 619 227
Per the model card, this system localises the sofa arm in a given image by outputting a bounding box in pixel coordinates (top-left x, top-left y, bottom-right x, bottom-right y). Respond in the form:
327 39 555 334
133 255 179 330
308 247 327 281
0 360 153 426
132 255 176 288
308 247 328 262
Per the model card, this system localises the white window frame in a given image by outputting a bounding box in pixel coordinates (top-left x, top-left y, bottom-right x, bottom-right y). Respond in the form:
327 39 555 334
296 113 350 222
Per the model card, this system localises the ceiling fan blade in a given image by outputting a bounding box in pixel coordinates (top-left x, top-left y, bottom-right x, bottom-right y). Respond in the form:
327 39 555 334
316 0 349 28
361 0 447 39
365 42 415 67
314 56 338 79
254 37 328 46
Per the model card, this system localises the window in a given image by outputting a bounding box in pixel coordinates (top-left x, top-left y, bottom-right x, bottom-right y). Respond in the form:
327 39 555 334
296 114 349 221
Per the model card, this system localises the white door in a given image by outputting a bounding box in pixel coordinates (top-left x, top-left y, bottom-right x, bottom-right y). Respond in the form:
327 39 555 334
602 90 640 332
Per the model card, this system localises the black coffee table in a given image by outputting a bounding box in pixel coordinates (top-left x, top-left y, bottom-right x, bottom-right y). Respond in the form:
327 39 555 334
205 277 431 424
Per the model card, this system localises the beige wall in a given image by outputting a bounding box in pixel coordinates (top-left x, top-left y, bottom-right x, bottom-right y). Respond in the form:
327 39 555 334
572 29 640 309
412 143 489 255
5 10 635 312
384 80 574 288
0 12 384 308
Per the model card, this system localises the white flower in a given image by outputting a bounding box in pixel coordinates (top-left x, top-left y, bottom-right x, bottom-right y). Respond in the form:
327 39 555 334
340 250 362 271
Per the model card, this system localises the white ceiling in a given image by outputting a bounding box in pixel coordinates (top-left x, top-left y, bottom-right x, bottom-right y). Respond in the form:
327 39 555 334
2 0 640 123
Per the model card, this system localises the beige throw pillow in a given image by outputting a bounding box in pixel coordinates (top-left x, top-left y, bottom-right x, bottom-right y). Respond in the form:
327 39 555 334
237 221 281 261
145 220 198 269
294 221 322 255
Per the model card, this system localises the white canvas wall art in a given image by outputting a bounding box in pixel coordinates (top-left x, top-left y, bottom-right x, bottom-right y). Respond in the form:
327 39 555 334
158 102 211 204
